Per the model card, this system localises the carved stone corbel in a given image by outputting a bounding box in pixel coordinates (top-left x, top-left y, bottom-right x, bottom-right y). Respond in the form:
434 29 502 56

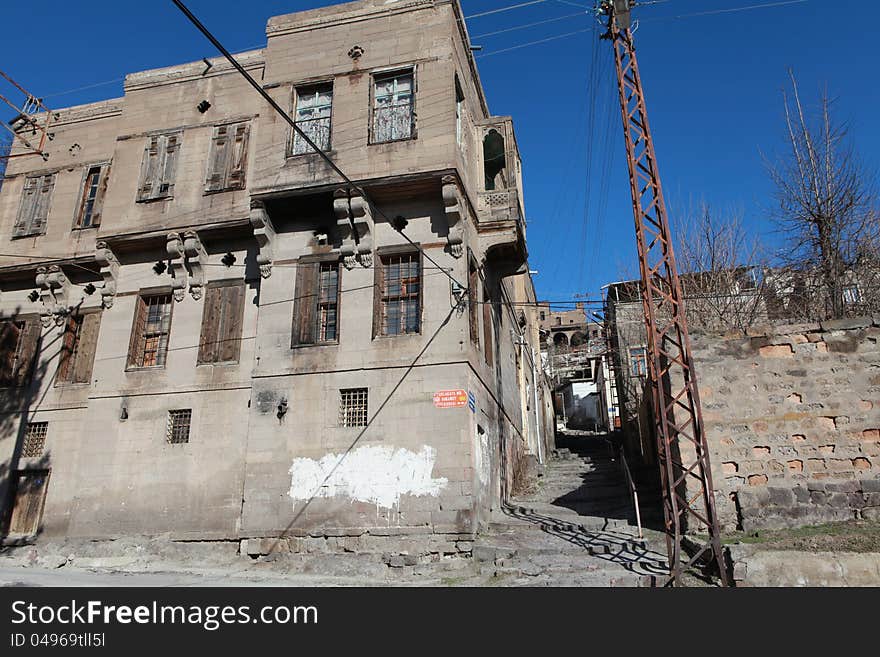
334 187 374 269
183 230 207 300
250 199 275 278
349 194 374 268
166 232 187 302
333 188 357 270
441 175 464 258
35 265 71 327
95 241 119 309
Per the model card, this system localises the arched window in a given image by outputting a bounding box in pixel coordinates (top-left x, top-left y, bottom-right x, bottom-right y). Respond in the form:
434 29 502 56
483 129 506 190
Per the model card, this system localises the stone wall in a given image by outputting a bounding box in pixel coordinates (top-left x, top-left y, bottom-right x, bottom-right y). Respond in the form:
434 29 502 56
691 317 880 531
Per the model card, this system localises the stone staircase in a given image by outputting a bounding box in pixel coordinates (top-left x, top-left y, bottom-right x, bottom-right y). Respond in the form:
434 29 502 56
472 432 670 586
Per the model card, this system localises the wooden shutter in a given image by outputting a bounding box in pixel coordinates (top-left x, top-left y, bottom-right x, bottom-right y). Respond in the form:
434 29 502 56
292 262 319 346
56 315 77 383
13 178 37 237
205 125 229 192
71 312 101 383
161 134 180 197
29 174 54 235
197 286 223 363
482 292 494 369
219 282 245 362
138 137 160 200
226 123 249 190
127 296 147 368
372 257 384 338
15 317 41 387
90 164 110 227
468 258 480 346
0 320 22 384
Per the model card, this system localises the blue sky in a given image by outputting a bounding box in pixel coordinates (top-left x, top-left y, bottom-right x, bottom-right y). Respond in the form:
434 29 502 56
1 0 878 305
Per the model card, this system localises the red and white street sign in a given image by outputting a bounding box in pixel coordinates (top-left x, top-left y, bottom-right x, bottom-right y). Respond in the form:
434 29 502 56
433 389 468 408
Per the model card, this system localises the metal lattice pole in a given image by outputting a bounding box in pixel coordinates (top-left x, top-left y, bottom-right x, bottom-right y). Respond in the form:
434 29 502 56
604 6 729 586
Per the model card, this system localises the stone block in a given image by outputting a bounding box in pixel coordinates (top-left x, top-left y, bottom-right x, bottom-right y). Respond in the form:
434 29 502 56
825 480 860 493
859 478 880 494
767 487 794 507
820 317 873 331
759 344 794 358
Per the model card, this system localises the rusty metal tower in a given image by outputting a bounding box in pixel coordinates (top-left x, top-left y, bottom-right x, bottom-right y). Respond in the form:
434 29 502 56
0 70 57 161
598 0 728 586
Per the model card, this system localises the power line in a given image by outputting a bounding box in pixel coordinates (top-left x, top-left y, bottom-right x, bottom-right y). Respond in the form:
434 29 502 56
466 0 552 19
641 0 809 22
169 0 464 291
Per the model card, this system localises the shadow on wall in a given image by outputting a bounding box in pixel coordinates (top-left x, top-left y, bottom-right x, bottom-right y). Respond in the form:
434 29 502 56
0 305 61 544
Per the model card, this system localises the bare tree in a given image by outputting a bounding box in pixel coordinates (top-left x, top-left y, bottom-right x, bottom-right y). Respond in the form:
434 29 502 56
673 201 767 331
765 72 880 319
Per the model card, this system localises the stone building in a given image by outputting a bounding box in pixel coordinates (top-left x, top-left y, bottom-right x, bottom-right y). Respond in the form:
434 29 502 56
0 0 553 550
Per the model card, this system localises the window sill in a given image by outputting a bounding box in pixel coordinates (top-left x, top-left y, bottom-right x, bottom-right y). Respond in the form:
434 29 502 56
135 196 172 204
124 365 167 372
72 225 98 231
196 360 240 367
284 149 336 161
10 232 46 240
369 136 417 146
291 341 339 350
373 331 422 340
203 186 246 197
53 380 92 389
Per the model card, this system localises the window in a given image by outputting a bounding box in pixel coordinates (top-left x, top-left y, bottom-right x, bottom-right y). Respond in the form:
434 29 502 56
843 285 863 305
540 311 546 321
374 252 421 336
0 317 40 387
166 409 192 444
372 70 414 143
127 293 173 369
198 281 246 364
468 256 480 346
56 312 101 384
290 84 333 155
205 122 249 192
13 173 55 237
455 77 464 147
339 388 368 427
137 133 181 201
630 346 648 378
21 422 48 457
75 164 110 228
292 259 341 346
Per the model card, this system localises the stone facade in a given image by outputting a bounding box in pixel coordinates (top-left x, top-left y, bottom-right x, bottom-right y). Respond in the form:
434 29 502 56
0 0 552 546
693 317 880 531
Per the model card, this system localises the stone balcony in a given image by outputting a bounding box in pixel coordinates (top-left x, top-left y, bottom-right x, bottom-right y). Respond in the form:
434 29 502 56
476 117 527 277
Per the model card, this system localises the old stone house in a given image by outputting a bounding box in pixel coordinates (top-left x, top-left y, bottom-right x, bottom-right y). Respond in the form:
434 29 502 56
0 0 553 549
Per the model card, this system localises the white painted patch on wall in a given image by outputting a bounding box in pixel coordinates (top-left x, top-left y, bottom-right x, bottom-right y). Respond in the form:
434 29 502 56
288 445 447 510
475 427 490 488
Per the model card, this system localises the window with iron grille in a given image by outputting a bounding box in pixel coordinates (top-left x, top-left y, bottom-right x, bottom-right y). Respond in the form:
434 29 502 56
630 346 648 378
339 388 368 427
166 409 192 444
378 253 420 336
843 285 863 305
75 164 110 228
290 84 333 155
372 71 414 143
127 293 173 369
22 422 48 457
317 262 339 342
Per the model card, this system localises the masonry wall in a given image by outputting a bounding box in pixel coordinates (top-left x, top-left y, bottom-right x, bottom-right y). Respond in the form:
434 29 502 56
691 317 880 531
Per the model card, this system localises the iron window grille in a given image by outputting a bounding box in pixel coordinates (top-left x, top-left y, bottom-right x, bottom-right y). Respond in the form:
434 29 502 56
843 285 863 305
372 71 414 143
22 422 48 457
339 388 368 427
380 253 421 335
129 294 173 369
317 262 339 342
291 84 333 155
166 409 192 444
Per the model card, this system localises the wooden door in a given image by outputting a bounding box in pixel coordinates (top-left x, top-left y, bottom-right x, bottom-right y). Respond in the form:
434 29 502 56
8 470 50 536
